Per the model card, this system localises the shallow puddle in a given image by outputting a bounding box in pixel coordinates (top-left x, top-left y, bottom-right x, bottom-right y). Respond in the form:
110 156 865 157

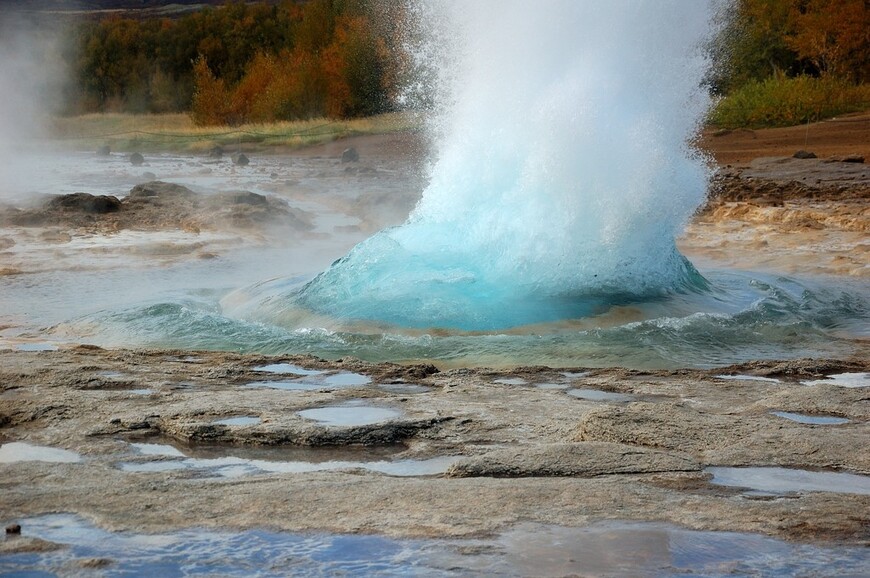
706 467 870 495
493 378 528 385
561 371 590 379
802 372 870 388
96 371 126 379
212 417 261 426
130 389 155 395
2 515 868 577
13 343 59 352
252 363 325 376
322 372 372 386
715 374 781 383
297 404 402 426
118 441 454 478
771 411 849 425
567 389 634 402
245 371 371 392
0 442 82 464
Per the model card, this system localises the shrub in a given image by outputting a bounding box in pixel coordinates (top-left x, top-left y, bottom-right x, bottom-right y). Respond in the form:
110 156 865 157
709 74 870 128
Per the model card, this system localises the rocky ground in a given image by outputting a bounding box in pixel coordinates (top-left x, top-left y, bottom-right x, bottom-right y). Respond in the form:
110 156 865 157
1 116 869 565
1 347 868 551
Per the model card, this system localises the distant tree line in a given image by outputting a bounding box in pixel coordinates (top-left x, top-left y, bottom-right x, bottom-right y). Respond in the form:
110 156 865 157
709 0 869 93
64 0 868 124
69 0 403 124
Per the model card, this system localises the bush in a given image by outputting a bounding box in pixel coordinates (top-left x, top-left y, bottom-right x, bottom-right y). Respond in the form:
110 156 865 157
709 75 870 128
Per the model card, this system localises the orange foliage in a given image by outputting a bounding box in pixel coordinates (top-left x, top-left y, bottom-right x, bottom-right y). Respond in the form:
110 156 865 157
785 0 870 81
191 56 231 126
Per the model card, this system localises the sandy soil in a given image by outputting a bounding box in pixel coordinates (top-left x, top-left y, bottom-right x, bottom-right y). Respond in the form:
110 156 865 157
699 111 870 166
1 117 869 564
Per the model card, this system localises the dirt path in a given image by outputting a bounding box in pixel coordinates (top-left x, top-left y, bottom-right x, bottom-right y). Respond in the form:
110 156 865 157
699 111 870 166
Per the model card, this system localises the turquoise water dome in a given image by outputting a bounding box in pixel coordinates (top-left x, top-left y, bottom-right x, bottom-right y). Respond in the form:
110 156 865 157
289 1 715 331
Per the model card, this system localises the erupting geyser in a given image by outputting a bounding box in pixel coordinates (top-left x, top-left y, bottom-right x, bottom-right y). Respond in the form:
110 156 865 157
293 0 715 330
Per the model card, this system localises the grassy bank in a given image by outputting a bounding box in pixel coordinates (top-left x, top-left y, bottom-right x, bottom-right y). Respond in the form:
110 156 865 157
710 76 870 129
51 112 420 153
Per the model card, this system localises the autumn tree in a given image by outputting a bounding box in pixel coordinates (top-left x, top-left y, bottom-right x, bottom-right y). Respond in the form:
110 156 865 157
190 56 231 125
785 0 870 82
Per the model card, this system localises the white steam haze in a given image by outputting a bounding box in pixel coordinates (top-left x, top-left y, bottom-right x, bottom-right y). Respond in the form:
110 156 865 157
0 11 69 201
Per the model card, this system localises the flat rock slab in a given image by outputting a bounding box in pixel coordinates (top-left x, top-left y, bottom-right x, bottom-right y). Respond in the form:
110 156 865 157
0 348 868 545
448 442 700 477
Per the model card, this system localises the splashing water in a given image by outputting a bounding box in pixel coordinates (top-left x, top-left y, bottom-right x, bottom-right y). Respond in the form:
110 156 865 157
283 1 716 330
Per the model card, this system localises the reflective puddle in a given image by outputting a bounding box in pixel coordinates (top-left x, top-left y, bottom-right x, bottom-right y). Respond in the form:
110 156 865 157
493 378 528 386
118 441 455 478
706 467 870 495
802 372 870 388
245 371 371 391
0 442 82 464
2 515 867 577
253 363 326 376
13 343 59 352
771 411 850 425
297 403 402 427
715 374 781 383
561 371 591 379
322 372 372 386
568 389 634 402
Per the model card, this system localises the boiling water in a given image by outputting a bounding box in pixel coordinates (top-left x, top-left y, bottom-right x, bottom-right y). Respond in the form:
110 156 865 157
1 1 868 368
287 1 714 330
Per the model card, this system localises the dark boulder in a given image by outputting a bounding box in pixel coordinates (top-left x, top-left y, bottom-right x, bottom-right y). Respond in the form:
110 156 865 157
45 193 121 214
341 147 359 163
128 181 197 200
792 150 817 159
129 152 145 166
227 191 268 206
231 153 249 166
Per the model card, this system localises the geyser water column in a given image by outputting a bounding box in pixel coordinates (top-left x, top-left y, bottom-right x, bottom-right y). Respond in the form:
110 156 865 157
294 0 715 331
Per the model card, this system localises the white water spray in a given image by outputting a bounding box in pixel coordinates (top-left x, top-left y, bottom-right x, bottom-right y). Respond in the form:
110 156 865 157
294 0 716 330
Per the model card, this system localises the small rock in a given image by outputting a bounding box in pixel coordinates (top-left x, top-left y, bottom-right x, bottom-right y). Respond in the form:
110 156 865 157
792 150 817 159
96 145 111 156
79 558 112 569
232 153 249 166
129 152 145 166
209 145 224 159
341 147 359 163
5 524 21 535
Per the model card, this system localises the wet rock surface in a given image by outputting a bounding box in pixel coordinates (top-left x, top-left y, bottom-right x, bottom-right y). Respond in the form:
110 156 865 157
0 348 868 544
0 181 313 234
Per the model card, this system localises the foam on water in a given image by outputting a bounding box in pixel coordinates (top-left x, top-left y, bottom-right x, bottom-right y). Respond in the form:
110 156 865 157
271 0 715 330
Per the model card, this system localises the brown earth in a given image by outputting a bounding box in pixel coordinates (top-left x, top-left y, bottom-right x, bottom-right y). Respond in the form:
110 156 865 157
699 111 870 166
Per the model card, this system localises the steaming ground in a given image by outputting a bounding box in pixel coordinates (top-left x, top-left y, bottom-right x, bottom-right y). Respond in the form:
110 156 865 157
1 125 869 575
0 127 867 368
